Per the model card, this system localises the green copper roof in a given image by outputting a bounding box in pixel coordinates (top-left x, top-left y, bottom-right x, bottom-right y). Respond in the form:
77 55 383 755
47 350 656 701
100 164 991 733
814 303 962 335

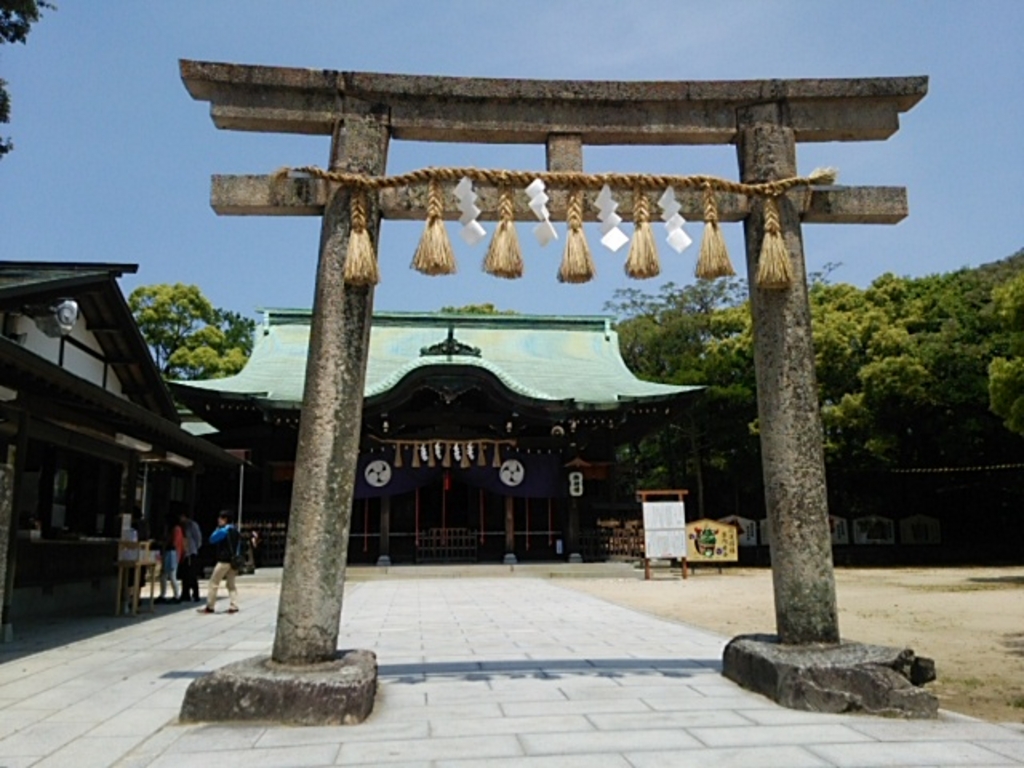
175 310 698 409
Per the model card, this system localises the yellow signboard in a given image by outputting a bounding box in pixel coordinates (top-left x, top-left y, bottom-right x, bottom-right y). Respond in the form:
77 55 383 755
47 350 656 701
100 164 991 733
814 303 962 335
685 518 739 562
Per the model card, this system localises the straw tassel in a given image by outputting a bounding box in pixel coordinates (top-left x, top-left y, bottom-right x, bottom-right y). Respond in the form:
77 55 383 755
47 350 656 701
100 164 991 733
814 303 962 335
442 442 452 468
492 444 502 468
756 196 793 289
427 443 437 468
483 186 524 279
808 166 839 185
394 443 403 469
477 442 487 467
558 188 596 283
411 443 421 469
343 190 380 286
624 188 660 279
412 178 457 276
460 445 471 469
695 183 735 280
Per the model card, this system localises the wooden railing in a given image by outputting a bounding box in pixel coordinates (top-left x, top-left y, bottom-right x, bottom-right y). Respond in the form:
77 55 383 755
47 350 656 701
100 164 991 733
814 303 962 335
416 528 478 563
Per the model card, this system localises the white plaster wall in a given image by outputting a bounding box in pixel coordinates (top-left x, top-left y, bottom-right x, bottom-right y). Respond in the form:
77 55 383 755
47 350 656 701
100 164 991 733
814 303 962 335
2 312 125 397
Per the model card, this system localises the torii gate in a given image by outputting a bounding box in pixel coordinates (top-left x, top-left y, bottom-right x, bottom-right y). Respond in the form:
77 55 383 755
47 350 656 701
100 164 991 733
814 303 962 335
178 62 928 720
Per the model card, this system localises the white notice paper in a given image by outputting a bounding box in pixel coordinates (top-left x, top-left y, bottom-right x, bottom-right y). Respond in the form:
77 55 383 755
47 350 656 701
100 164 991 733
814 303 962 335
642 501 686 559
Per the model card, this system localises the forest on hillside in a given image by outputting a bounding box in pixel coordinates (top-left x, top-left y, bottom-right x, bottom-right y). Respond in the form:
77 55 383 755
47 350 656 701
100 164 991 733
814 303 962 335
610 249 1024 547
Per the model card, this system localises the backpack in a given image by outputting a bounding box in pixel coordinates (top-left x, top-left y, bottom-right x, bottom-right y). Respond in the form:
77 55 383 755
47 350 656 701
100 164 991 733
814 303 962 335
229 528 247 573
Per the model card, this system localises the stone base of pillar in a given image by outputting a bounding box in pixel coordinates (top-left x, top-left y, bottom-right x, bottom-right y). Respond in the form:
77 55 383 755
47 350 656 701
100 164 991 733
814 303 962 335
180 650 377 726
375 556 391 568
502 553 517 565
722 634 937 718
568 553 583 564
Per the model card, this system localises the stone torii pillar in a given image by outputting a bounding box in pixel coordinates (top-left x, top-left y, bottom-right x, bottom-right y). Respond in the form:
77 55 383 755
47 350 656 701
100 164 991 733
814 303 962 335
177 62 930 720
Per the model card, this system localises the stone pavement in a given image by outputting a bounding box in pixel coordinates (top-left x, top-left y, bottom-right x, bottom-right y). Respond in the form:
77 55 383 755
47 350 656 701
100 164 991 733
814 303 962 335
2 571 1024 767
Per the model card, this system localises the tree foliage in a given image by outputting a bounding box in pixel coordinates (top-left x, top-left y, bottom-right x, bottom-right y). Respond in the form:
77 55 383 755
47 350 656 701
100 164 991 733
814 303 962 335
0 1 52 159
439 303 517 314
609 250 1024 521
128 283 255 381
989 266 1024 434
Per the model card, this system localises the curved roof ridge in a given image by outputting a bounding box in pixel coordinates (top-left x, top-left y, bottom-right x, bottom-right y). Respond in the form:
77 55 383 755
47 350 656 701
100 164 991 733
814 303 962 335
175 310 700 407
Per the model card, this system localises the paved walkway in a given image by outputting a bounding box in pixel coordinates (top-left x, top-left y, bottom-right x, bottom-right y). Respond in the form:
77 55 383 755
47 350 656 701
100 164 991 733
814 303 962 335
2 573 1024 767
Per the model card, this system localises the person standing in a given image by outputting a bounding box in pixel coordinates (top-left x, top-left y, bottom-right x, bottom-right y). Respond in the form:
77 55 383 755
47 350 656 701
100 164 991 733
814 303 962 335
198 511 241 615
179 511 203 603
155 514 184 604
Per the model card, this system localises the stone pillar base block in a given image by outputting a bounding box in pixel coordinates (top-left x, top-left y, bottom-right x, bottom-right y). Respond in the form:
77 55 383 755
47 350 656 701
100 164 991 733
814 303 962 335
503 553 517 565
180 649 377 726
568 553 583 564
722 634 937 719
376 555 391 567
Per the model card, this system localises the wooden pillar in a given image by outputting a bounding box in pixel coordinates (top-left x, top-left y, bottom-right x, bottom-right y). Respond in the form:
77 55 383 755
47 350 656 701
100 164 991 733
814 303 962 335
272 104 390 666
187 468 198 519
736 103 839 645
567 497 582 564
377 495 391 567
118 451 139 528
503 495 516 565
2 411 29 642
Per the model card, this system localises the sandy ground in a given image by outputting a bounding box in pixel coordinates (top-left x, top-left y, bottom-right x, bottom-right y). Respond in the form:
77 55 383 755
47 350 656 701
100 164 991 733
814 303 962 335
562 566 1024 723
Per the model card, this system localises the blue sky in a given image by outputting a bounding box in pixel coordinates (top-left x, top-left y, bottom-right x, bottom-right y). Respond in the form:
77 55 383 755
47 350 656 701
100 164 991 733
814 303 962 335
1 1 1022 321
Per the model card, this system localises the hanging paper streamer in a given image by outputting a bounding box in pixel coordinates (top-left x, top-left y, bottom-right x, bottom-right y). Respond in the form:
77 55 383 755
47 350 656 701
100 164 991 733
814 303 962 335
659 187 693 254
594 185 629 252
279 163 840 286
526 178 558 247
454 176 487 246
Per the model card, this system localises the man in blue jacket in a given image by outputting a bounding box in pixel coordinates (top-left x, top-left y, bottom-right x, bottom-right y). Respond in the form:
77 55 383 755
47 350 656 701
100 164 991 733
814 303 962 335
198 511 241 614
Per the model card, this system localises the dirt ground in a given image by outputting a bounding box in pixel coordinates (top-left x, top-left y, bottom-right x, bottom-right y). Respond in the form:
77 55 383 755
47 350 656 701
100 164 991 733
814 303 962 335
563 566 1024 723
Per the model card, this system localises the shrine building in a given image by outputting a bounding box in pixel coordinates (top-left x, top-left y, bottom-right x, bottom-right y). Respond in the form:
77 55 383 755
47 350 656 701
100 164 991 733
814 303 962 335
173 310 700 566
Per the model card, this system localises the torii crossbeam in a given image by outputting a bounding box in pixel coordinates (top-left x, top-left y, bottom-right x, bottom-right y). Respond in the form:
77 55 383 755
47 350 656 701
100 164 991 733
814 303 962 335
179 61 931 721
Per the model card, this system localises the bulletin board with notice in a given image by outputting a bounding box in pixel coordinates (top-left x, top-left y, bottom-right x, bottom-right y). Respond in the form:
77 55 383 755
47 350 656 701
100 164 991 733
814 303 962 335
638 489 689 580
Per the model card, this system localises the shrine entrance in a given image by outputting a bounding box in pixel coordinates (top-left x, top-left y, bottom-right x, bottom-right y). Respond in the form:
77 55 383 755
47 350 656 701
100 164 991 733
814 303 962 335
179 61 926 678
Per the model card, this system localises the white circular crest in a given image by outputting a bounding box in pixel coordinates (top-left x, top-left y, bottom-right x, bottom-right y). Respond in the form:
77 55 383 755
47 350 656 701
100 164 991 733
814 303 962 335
498 459 525 487
364 459 392 488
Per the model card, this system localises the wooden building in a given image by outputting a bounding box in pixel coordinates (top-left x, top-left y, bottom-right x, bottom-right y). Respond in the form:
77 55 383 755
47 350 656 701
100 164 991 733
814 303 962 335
173 310 699 565
0 262 240 636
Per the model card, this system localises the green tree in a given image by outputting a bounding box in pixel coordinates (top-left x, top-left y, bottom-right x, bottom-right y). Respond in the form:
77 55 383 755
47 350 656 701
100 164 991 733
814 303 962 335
1 1 52 159
607 252 1024 523
989 265 1024 434
606 279 758 517
128 283 255 380
439 303 516 314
